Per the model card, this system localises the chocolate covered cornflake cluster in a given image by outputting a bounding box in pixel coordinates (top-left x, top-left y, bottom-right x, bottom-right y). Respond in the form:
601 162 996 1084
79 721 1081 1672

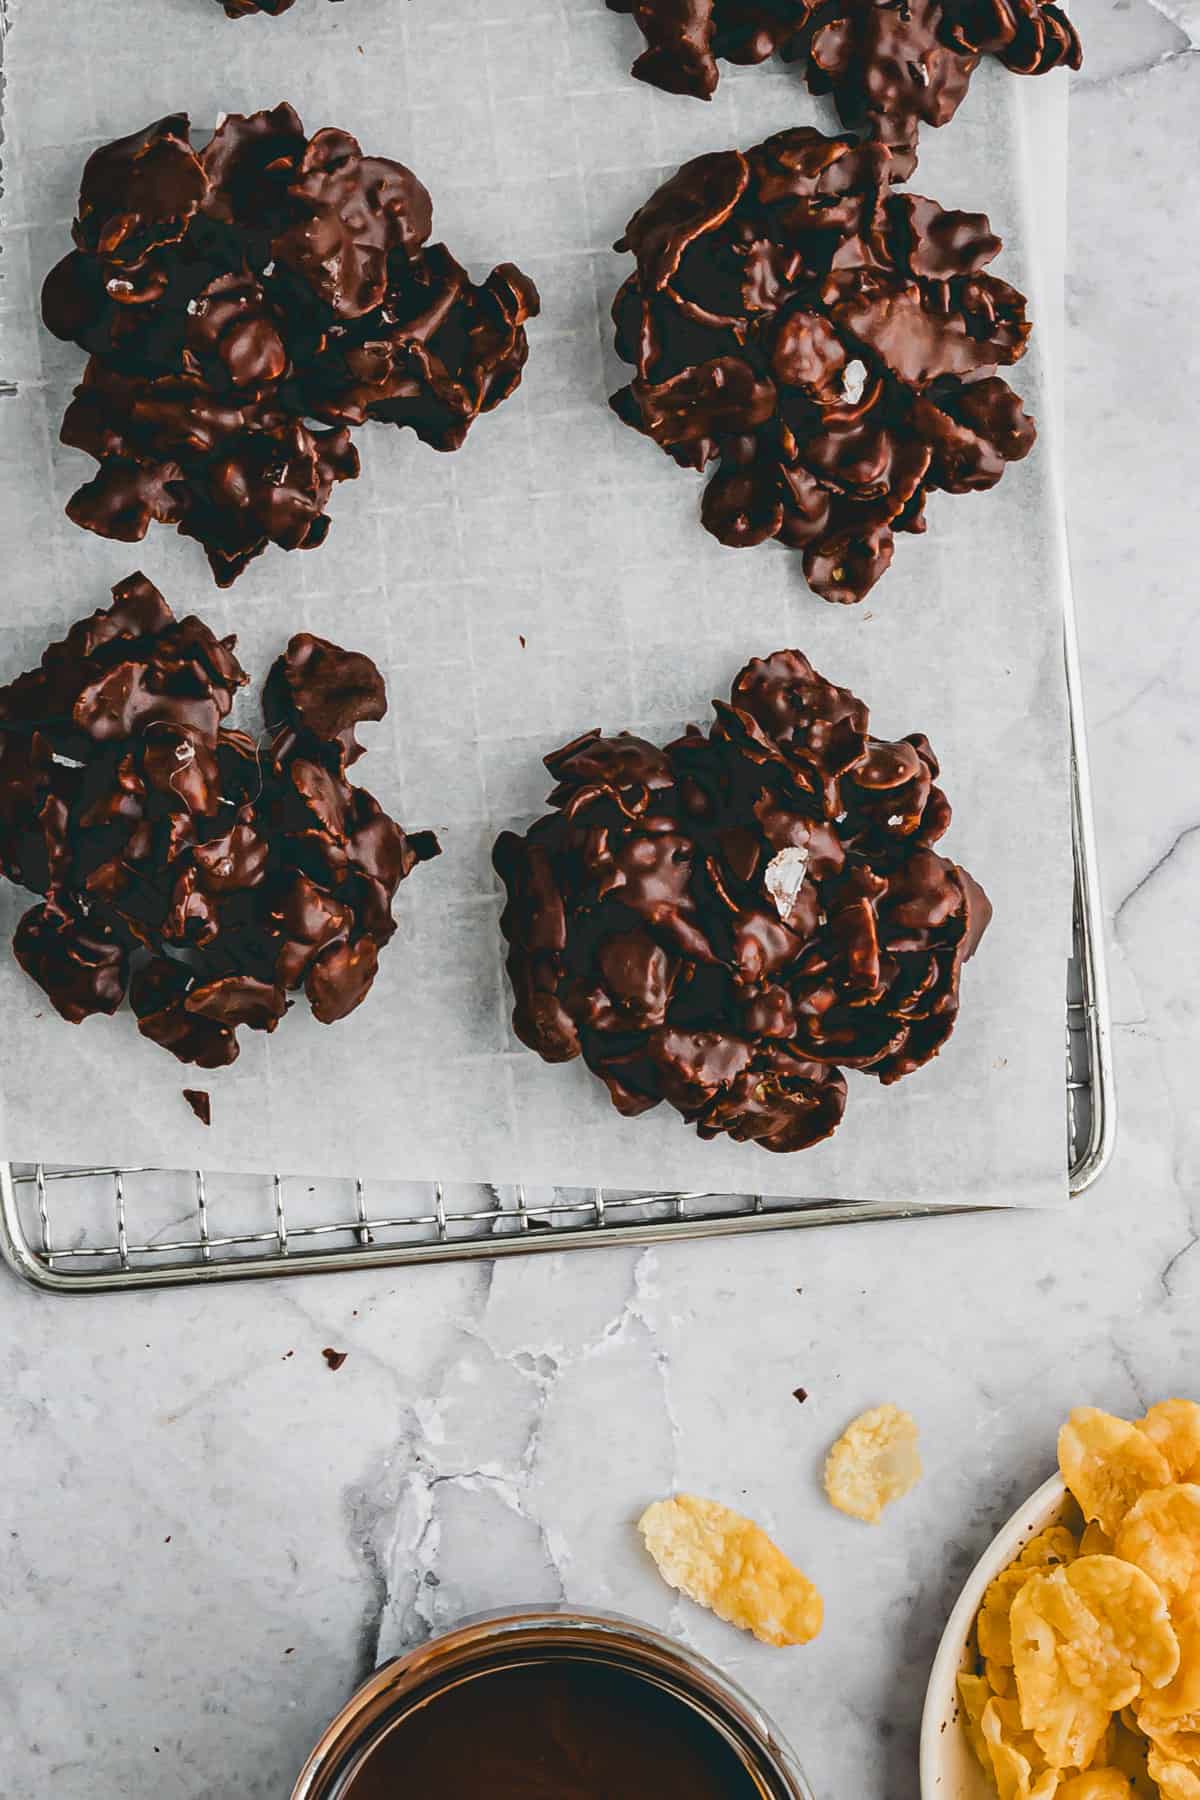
608 0 1080 150
42 107 539 585
610 127 1036 604
494 650 990 1155
0 574 439 1066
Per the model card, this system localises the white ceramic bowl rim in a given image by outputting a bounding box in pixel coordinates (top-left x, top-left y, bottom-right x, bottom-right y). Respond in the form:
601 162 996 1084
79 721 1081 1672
919 1473 1068 1799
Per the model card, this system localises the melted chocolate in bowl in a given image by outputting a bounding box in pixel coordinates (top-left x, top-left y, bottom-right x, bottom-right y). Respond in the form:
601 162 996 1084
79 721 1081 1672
342 1660 763 1799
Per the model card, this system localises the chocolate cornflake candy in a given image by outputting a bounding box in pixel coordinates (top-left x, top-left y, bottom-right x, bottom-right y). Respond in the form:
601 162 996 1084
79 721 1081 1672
42 107 540 585
0 572 440 1065
607 0 1080 149
610 127 1036 604
493 649 990 1154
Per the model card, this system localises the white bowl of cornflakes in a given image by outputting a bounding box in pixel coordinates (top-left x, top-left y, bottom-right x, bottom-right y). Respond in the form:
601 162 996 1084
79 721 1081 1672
921 1399 1200 1800
920 1473 1070 1799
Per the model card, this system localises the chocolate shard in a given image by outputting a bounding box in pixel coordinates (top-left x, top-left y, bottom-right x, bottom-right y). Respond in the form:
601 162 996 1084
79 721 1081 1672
610 126 1035 604
0 574 440 1065
44 106 539 584
183 1087 212 1125
494 649 989 1154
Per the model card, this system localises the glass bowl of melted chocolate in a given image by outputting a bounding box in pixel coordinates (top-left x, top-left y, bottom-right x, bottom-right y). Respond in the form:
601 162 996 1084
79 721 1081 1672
292 1608 813 1799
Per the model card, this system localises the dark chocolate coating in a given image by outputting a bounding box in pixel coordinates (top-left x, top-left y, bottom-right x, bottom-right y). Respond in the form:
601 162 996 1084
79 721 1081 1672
216 0 324 13
0 573 440 1064
609 127 1036 604
42 108 540 585
607 0 1080 147
493 650 990 1154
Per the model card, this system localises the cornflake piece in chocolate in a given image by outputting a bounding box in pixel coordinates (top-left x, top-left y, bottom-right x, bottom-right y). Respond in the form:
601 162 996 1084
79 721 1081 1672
493 649 990 1155
607 0 1080 149
0 573 440 1065
43 107 539 585
610 127 1036 604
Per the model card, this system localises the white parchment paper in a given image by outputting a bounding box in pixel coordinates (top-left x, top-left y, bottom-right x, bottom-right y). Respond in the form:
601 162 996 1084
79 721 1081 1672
0 0 1073 1203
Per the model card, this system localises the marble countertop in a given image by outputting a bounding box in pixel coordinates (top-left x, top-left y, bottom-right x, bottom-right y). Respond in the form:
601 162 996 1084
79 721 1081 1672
2 4 1198 1796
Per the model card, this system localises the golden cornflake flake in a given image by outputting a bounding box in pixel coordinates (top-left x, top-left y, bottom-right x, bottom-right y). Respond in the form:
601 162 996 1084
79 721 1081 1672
1058 1410 1172 1537
637 1494 823 1647
1115 1486 1200 1608
1146 1745 1200 1800
823 1404 922 1525
1141 1403 1200 1486
979 1529 1080 1667
1010 1556 1178 1768
980 1693 1061 1800
1055 1773 1134 1798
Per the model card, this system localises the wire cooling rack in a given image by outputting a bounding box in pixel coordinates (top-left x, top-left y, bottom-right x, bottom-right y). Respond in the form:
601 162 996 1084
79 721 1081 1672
0 601 1115 1295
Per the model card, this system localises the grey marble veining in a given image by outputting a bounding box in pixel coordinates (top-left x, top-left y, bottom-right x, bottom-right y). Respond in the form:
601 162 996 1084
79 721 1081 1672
1 4 1199 1797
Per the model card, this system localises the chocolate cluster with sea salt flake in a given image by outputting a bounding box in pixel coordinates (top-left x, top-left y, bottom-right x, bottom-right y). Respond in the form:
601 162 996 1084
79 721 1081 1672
0 574 439 1067
607 0 1080 152
42 107 540 586
609 127 1036 605
493 650 990 1154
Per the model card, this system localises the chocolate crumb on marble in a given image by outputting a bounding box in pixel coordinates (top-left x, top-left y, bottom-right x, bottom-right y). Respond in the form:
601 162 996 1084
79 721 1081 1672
494 649 990 1154
42 107 539 585
183 1087 212 1125
607 0 1080 151
321 1347 348 1370
0 573 439 1064
610 126 1036 605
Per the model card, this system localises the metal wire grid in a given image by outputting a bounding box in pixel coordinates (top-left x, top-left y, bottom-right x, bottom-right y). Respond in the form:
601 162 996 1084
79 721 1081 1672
0 876 1112 1297
0 604 1115 1295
